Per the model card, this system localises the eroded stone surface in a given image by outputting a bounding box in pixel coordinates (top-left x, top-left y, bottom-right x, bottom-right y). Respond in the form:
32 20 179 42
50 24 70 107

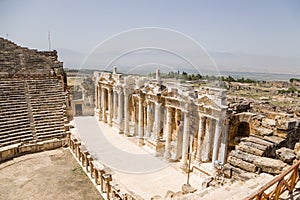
276 147 296 164
253 157 287 174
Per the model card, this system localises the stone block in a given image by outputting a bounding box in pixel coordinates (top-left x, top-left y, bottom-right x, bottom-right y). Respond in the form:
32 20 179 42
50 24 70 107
276 147 296 164
262 118 276 127
236 143 264 156
255 127 273 136
294 142 300 155
228 156 256 172
253 157 287 174
181 184 197 195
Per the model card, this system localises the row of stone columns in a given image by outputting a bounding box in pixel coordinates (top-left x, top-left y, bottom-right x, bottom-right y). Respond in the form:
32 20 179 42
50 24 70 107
194 115 229 167
96 83 229 169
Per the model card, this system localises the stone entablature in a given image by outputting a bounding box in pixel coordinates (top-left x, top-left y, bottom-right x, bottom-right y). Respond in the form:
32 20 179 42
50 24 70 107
94 68 229 170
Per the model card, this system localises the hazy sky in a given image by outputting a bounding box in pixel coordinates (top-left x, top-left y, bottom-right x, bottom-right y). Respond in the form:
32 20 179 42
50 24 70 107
0 0 299 74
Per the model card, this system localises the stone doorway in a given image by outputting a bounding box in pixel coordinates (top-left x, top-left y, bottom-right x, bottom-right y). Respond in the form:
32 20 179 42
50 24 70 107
235 122 250 143
75 104 83 116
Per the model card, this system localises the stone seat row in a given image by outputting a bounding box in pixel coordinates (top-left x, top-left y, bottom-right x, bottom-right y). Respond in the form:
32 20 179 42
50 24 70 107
32 111 64 116
0 130 32 139
36 129 65 136
0 115 30 123
0 133 33 147
35 123 64 131
34 119 64 125
31 109 64 115
0 117 30 125
30 99 65 104
29 97 66 103
0 109 30 117
29 91 65 96
33 114 64 120
28 84 63 89
0 101 27 106
0 123 31 133
27 84 62 89
36 131 65 140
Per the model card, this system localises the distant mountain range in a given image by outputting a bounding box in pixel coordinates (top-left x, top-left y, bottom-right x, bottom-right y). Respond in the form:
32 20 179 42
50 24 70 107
58 48 300 81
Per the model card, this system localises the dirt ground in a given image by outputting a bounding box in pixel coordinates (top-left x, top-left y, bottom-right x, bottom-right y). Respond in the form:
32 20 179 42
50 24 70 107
0 148 103 200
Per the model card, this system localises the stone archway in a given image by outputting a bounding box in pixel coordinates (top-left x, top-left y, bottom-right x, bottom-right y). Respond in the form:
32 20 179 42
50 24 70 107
236 121 250 142
228 113 255 151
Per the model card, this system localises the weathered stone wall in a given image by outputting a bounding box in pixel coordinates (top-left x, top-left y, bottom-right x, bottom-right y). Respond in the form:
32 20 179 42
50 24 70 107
71 77 95 116
0 38 65 79
0 138 67 163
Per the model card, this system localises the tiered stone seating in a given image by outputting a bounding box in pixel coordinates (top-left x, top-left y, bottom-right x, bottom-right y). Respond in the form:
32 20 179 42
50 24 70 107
0 38 69 150
0 80 33 146
27 78 66 140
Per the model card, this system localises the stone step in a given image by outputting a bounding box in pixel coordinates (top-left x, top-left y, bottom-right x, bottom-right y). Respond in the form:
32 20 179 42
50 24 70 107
222 164 254 181
236 142 264 156
228 155 256 172
229 150 260 163
241 135 274 147
263 135 285 146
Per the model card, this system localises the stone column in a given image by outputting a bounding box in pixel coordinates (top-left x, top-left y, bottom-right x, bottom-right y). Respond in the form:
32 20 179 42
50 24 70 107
113 90 118 121
146 101 152 138
102 88 107 123
212 119 222 167
118 91 124 134
134 103 138 136
180 111 190 170
98 85 102 120
138 95 144 145
95 85 98 109
108 88 113 126
195 115 206 163
124 90 130 136
220 118 229 164
202 118 214 161
164 107 172 160
154 102 162 141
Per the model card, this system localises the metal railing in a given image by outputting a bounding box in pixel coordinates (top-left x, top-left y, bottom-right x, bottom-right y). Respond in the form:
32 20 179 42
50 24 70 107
245 160 300 200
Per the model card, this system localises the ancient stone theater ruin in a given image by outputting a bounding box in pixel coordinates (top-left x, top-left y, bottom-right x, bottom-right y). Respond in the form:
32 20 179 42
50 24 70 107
0 37 71 161
92 67 300 199
94 68 229 171
1 37 300 200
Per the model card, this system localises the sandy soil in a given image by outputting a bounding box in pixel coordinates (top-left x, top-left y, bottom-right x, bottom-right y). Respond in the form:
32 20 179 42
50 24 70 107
0 148 103 200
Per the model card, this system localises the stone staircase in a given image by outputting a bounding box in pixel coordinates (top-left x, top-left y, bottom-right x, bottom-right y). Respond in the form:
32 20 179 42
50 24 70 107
224 134 288 180
0 78 67 148
0 80 34 147
27 78 66 140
